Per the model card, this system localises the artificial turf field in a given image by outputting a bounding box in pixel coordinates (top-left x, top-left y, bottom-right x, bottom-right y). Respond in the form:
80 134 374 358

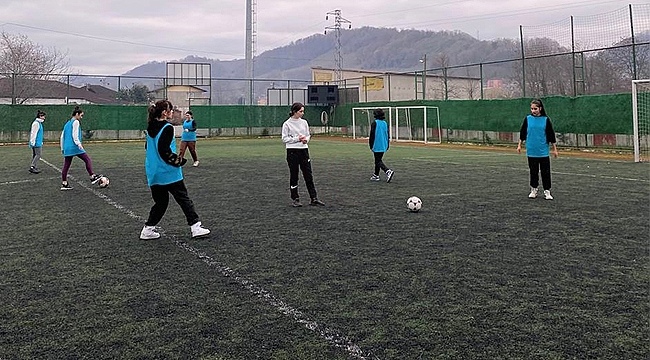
1 137 648 359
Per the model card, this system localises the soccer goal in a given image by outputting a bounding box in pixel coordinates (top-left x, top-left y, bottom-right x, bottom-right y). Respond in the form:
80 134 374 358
351 107 393 139
394 106 441 144
632 79 650 162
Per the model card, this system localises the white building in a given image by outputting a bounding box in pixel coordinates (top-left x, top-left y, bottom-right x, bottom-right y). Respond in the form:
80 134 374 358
311 67 481 102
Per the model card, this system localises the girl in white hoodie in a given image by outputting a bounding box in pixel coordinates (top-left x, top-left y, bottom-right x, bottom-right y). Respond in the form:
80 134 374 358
281 102 325 207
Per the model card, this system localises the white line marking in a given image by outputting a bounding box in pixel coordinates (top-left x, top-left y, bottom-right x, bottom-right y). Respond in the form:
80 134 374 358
436 193 460 197
39 158 376 359
0 176 59 186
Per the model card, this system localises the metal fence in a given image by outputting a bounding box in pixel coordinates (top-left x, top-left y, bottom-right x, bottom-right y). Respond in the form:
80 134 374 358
1 5 647 105
333 4 649 101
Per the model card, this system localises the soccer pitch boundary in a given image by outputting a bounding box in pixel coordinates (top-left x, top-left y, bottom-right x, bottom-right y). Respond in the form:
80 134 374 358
38 157 377 360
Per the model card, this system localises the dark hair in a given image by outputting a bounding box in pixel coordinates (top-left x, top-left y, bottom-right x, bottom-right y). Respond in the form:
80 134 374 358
373 108 385 120
36 109 46 118
289 102 304 117
531 98 547 117
148 100 173 123
71 106 83 117
185 110 193 116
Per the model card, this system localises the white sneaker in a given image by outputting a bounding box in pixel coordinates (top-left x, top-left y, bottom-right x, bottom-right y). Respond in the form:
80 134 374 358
191 221 210 238
370 174 380 181
140 225 161 240
544 190 553 200
192 161 199 167
528 187 538 199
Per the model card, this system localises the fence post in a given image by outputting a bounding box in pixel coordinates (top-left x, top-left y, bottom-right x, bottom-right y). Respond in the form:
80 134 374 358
470 63 483 100
571 16 577 97
629 4 637 80
519 25 526 97
11 73 16 105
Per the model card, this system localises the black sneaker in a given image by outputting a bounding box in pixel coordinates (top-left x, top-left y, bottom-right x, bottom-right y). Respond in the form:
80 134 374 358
292 199 303 207
60 183 73 191
90 174 103 184
29 167 41 174
310 198 325 206
386 169 394 183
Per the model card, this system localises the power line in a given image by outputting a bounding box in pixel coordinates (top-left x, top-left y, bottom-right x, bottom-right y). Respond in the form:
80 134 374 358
1 22 244 58
353 0 627 28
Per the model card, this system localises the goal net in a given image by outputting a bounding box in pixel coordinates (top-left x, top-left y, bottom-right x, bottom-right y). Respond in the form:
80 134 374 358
394 106 441 144
632 80 650 162
351 107 393 140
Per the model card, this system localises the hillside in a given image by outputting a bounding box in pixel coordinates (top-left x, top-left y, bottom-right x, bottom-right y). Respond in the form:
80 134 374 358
121 27 519 82
110 26 648 103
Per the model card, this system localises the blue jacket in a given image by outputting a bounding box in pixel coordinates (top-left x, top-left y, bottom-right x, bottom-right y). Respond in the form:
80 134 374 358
369 119 389 153
519 115 556 157
29 119 44 148
61 119 85 156
145 122 183 186
181 119 197 142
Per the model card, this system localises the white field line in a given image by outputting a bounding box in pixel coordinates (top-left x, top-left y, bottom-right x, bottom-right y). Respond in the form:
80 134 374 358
0 176 59 186
407 157 650 183
38 158 376 360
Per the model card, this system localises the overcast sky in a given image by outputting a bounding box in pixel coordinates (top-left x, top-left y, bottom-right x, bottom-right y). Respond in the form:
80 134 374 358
0 0 640 75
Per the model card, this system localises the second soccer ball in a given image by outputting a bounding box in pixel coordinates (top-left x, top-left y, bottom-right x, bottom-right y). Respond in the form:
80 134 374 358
406 196 422 212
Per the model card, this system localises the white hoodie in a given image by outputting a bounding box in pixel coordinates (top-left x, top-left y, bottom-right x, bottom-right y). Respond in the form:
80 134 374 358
281 117 311 149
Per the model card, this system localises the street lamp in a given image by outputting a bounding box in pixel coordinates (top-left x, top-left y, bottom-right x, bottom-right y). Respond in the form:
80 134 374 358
419 54 427 100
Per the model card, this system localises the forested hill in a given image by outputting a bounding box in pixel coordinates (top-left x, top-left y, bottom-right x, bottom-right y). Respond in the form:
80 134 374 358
122 27 520 81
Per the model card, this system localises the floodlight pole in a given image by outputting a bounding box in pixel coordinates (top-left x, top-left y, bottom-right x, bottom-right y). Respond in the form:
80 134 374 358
245 0 257 105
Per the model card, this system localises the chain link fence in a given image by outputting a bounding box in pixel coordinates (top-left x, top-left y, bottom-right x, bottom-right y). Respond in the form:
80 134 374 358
0 5 647 105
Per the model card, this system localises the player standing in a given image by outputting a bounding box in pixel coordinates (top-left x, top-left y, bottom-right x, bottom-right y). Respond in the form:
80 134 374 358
517 98 559 200
281 102 325 207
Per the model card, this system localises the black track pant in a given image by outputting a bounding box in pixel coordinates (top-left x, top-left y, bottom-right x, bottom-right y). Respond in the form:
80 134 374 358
527 156 552 190
287 148 317 200
146 180 199 226
373 152 389 175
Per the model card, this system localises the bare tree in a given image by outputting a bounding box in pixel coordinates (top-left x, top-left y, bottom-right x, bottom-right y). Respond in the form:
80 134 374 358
512 38 573 97
462 67 480 100
0 32 69 103
434 53 451 100
599 35 650 82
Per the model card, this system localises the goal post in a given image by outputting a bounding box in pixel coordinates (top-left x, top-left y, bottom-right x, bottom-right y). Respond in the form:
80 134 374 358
632 80 650 163
351 107 393 139
394 106 441 144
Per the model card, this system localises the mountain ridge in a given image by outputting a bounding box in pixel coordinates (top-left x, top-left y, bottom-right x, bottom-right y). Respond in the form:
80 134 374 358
121 27 519 81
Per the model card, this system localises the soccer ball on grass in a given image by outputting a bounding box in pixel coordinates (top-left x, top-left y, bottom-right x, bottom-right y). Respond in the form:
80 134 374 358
98 176 110 188
406 196 422 212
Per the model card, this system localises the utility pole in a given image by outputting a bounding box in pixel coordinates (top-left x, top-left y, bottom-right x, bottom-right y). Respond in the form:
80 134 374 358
245 0 257 104
325 10 351 84
420 54 427 100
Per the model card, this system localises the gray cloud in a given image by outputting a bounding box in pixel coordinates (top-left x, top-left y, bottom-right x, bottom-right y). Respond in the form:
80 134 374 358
0 0 635 75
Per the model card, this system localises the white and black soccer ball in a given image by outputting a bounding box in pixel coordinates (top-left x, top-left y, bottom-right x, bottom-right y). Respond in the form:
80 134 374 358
406 196 422 212
98 176 110 188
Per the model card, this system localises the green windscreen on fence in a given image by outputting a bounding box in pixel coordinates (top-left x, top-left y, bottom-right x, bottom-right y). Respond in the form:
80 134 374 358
0 94 634 135
332 93 633 134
